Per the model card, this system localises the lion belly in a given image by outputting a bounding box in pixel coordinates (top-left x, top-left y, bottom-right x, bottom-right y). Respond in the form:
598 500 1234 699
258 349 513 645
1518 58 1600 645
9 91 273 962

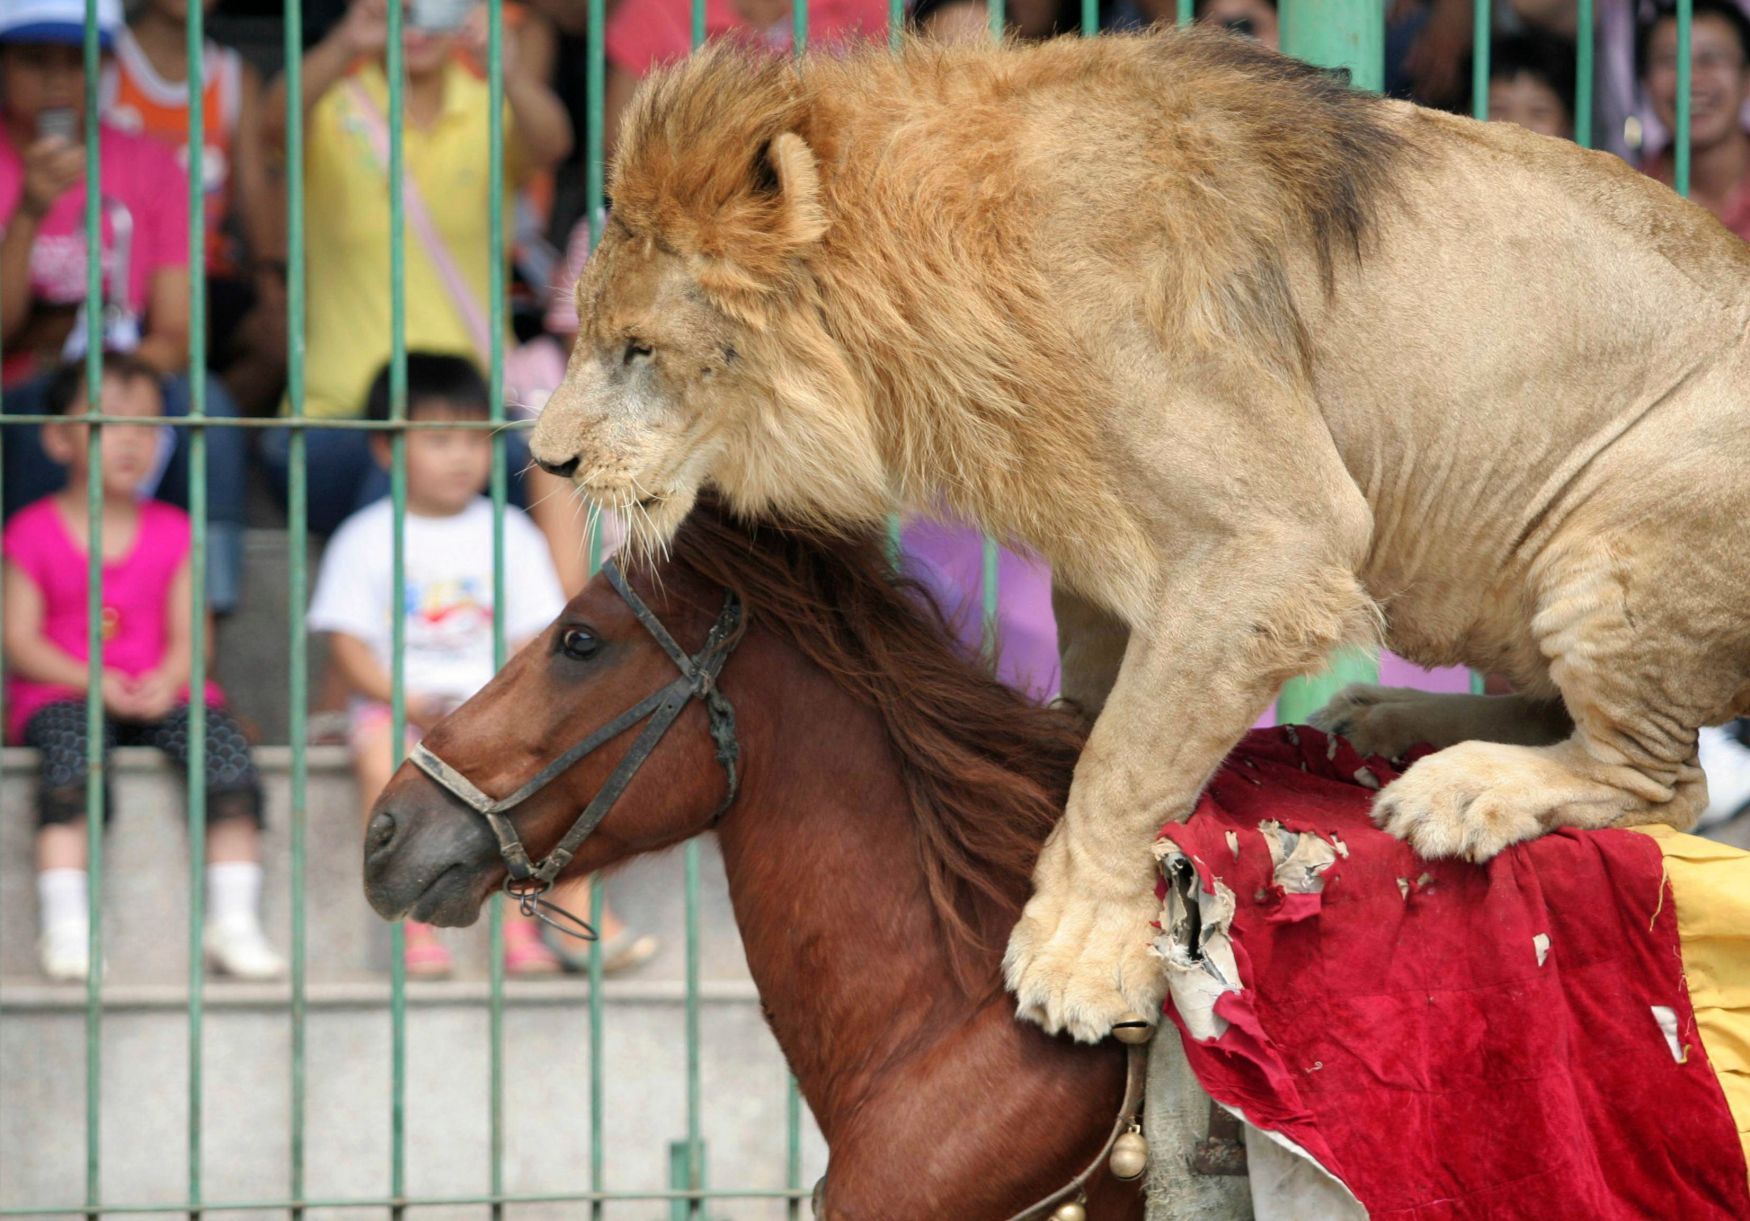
1302 109 1750 693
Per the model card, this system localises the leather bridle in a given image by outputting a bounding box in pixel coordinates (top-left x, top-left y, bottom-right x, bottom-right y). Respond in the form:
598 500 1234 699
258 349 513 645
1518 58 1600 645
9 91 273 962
410 556 1153 1210
410 560 744 937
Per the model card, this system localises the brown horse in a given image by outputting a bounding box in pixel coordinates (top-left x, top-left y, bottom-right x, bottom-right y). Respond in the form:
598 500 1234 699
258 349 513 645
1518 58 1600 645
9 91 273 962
362 503 1146 1219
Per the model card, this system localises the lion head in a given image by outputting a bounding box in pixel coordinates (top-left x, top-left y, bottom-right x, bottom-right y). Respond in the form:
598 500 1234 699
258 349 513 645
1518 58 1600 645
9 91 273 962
530 49 890 553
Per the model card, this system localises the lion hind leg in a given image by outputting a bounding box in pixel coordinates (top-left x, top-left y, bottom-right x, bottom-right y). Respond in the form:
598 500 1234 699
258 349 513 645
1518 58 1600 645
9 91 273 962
1374 536 1735 861
1308 684 1572 757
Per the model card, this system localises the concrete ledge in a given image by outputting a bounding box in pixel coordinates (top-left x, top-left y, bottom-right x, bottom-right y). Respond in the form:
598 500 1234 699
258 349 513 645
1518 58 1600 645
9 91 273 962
0 977 763 1011
2 743 352 773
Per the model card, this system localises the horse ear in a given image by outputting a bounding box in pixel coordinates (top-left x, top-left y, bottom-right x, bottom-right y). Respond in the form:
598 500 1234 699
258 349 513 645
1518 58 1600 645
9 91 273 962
758 132 829 249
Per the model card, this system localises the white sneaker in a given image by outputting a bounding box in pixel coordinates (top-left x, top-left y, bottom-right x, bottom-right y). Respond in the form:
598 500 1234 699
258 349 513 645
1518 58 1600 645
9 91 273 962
39 921 92 982
203 914 287 980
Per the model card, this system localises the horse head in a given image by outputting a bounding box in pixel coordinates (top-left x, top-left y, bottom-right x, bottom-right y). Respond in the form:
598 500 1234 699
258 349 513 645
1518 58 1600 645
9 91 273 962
362 552 751 929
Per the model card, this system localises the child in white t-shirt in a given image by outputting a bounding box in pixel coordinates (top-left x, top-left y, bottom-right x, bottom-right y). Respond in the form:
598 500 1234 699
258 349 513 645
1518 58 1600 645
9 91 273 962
307 354 569 977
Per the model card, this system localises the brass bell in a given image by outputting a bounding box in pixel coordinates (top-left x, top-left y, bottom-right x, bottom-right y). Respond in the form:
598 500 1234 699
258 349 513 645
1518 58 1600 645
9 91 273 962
1112 1010 1155 1045
1051 1203 1088 1221
1109 1129 1149 1181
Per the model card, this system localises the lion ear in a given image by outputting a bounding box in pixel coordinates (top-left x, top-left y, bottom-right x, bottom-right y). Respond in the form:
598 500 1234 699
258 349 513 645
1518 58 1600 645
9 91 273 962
757 132 829 249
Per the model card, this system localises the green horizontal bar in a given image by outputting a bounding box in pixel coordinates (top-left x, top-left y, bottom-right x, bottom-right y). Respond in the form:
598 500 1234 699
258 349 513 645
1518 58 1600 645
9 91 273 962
0 415 534 431
0 1189 812 1216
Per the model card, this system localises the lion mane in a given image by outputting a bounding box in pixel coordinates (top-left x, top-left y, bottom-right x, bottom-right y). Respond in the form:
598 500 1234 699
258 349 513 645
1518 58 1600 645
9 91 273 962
601 30 1425 616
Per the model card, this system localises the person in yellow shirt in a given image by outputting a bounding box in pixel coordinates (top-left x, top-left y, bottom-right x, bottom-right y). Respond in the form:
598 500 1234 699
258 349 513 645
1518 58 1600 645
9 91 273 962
259 0 574 538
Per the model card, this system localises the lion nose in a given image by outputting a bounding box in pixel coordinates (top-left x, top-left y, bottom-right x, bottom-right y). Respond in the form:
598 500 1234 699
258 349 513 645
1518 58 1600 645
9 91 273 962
534 453 580 479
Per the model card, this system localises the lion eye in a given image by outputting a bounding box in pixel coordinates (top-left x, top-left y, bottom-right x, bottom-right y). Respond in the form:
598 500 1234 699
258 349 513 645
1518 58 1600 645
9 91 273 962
623 340 653 367
559 627 600 661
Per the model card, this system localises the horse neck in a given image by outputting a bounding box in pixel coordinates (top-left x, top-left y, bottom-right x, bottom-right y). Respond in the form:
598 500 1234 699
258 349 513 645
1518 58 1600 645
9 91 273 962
713 673 1006 1141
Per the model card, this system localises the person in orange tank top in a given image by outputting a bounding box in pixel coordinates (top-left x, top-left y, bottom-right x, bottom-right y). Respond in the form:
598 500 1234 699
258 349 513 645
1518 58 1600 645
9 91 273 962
103 0 286 415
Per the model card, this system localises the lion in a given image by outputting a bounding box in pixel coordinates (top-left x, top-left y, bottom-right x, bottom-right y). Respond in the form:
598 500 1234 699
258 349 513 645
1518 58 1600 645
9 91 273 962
528 28 1750 1043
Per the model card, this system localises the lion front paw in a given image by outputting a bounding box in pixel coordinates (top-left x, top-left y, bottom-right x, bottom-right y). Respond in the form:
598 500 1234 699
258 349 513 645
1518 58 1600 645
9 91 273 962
1002 882 1165 1044
1372 741 1550 862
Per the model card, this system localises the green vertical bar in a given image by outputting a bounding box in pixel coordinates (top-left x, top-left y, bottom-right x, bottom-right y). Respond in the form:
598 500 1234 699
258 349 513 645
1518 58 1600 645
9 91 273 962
980 537 1000 664
1275 0 1382 724
1472 0 1490 120
682 10 714 1214
587 882 605 1221
684 840 703 1218
1574 0 1594 148
785 1082 802 1221
983 0 1003 661
1081 0 1096 35
386 0 409 1212
1675 0 1691 197
1468 0 1497 800
81 2 104 1212
486 0 508 1215
1280 0 1383 92
792 0 805 49
1175 0 1192 26
184 0 209 1210
585 0 607 1208
1466 0 1491 709
890 0 903 48
283 0 308 1212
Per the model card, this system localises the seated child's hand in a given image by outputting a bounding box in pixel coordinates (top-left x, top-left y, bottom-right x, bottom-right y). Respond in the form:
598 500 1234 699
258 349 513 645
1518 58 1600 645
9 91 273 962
101 670 147 719
128 670 182 721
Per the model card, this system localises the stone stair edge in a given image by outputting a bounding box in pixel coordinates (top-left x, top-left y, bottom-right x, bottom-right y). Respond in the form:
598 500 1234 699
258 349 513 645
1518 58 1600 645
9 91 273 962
3 745 351 772
0 977 762 1011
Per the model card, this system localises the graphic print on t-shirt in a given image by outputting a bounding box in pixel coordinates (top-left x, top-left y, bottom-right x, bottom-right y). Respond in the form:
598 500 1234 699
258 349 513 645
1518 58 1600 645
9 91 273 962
403 575 493 661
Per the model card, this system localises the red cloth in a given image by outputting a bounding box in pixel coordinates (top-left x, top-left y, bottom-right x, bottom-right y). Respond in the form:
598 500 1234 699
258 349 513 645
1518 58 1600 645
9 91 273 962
1159 727 1750 1219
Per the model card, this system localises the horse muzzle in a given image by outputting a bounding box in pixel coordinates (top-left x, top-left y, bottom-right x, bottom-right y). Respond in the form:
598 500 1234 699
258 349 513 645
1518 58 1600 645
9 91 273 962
362 772 502 926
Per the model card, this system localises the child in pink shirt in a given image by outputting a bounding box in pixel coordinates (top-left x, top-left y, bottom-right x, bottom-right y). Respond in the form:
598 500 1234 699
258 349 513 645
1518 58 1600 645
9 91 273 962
2 354 283 983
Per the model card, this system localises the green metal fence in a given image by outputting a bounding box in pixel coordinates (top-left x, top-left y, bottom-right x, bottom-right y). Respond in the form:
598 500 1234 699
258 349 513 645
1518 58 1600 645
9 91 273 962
0 0 1701 1215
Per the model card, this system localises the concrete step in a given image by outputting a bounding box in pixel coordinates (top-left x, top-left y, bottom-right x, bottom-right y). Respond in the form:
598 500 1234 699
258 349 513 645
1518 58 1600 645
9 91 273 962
211 527 324 746
0 979 826 1219
0 746 753 987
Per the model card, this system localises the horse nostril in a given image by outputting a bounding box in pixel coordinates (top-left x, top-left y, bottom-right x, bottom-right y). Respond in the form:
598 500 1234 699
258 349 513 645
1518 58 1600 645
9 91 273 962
535 453 580 479
366 809 398 854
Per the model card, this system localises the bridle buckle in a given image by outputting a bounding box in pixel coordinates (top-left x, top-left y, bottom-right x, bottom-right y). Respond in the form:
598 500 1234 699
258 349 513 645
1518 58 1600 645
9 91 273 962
503 875 599 941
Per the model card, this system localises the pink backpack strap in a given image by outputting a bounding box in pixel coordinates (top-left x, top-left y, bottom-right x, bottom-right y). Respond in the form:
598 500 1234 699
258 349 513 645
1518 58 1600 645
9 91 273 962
344 77 493 362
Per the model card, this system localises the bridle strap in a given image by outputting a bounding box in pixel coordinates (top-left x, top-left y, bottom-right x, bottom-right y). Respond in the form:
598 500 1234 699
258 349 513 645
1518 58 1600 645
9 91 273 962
516 679 694 885
410 682 675 820
409 558 743 902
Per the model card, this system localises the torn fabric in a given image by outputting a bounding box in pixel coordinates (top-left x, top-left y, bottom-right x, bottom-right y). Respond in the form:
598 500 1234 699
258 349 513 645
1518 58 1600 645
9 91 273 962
1154 726 1750 1220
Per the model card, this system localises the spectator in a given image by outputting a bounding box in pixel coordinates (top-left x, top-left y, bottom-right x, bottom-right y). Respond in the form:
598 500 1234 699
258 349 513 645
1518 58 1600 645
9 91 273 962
1193 0 1278 48
2 355 284 983
258 0 579 558
0 0 250 613
103 0 287 416
1484 32 1578 138
1638 0 1750 238
306 354 654 979
604 0 887 158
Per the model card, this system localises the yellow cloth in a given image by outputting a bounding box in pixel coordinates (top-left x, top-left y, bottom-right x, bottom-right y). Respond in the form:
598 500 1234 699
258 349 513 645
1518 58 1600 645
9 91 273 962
1637 825 1750 1185
297 63 523 419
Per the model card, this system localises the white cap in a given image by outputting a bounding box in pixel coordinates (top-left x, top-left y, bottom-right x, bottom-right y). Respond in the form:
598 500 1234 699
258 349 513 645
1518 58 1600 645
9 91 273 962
0 0 123 50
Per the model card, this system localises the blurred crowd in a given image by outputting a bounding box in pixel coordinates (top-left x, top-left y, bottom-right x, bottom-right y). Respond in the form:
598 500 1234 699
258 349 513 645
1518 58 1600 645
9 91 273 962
1 0 1747 984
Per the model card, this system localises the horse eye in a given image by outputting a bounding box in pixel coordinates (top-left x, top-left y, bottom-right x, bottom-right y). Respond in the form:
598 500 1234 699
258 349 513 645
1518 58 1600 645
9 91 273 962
623 339 653 367
559 627 600 661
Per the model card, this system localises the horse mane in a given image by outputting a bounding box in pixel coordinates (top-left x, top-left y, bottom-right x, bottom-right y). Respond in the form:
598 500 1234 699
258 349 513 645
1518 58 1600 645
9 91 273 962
665 500 1086 992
